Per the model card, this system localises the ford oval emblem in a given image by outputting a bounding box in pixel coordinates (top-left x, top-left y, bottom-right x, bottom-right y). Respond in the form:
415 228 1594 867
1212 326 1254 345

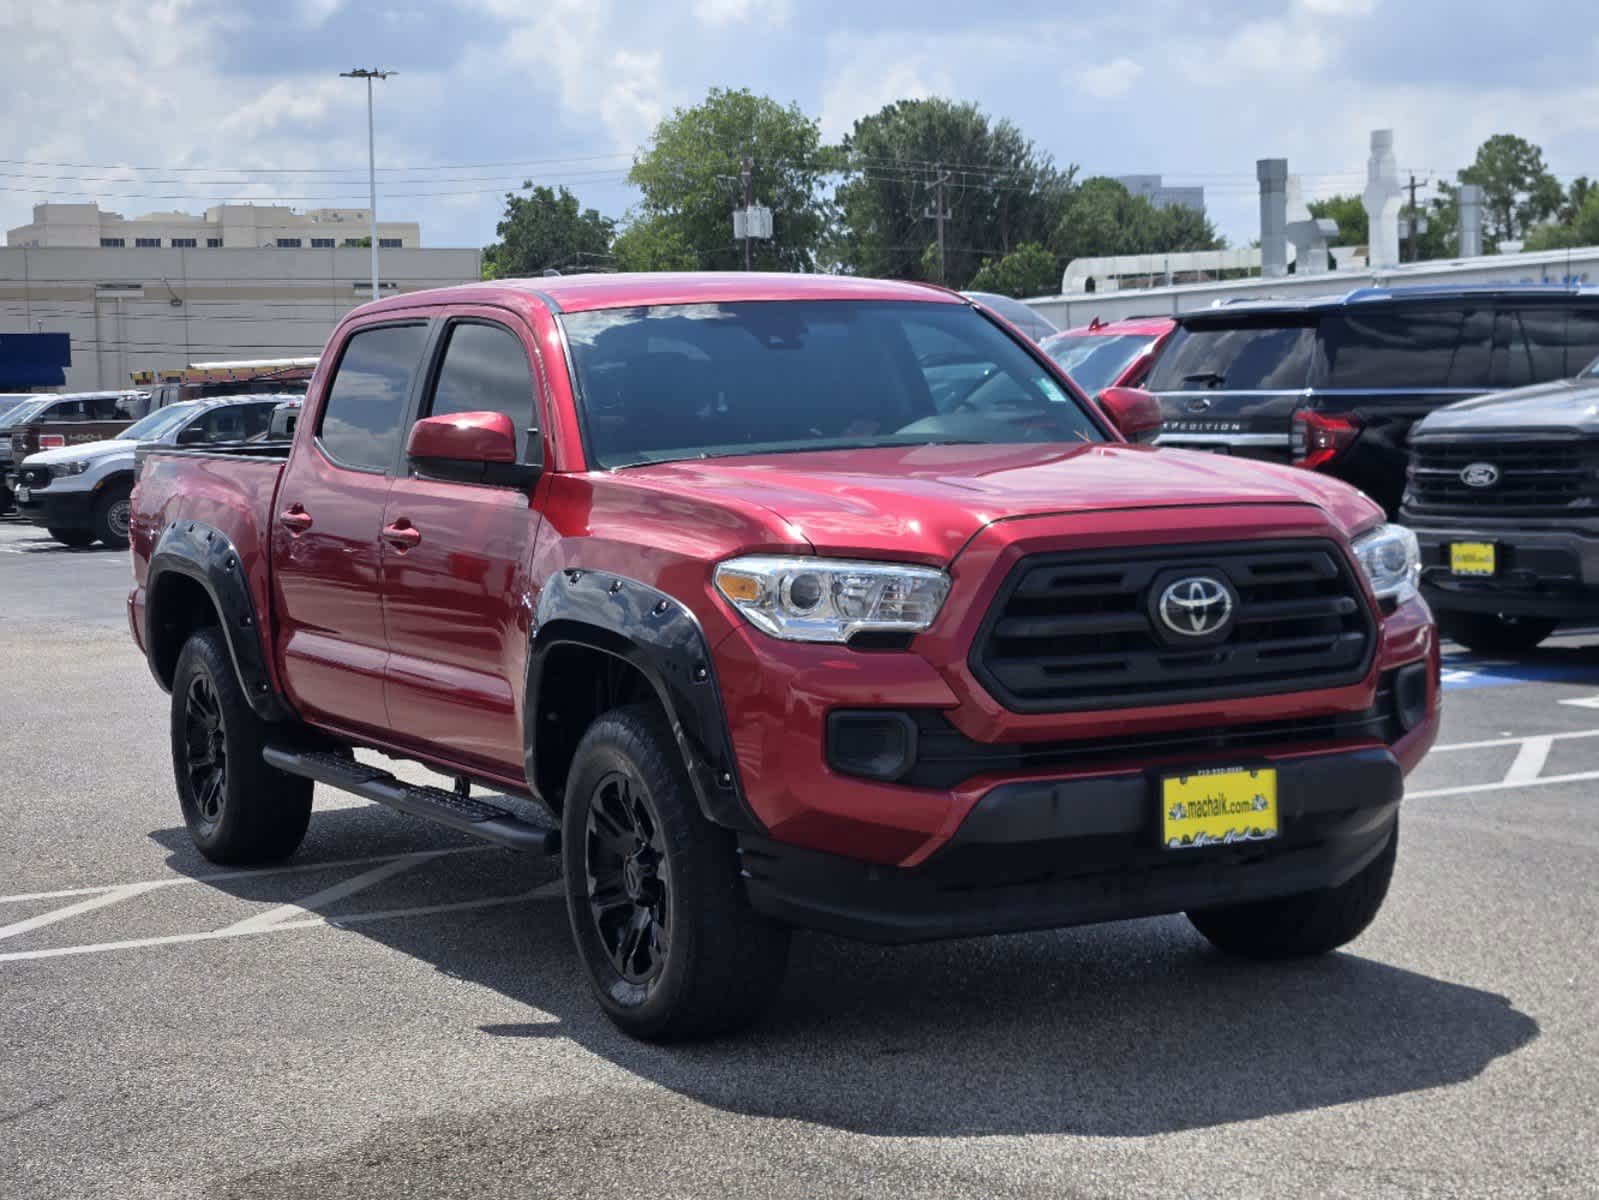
1156 576 1234 638
1460 462 1500 488
1185 396 1213 414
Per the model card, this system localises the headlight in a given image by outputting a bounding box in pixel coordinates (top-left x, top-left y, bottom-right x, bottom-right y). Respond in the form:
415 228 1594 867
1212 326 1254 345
1351 523 1419 605
47 460 91 477
714 555 950 643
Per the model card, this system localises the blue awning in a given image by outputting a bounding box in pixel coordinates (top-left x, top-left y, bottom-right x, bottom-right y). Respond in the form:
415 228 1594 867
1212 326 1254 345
0 333 71 387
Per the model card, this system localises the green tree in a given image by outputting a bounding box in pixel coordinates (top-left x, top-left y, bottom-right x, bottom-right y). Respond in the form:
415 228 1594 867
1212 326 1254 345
628 87 831 272
966 242 1059 297
611 215 701 272
1306 194 1368 246
481 184 615 279
1050 177 1223 264
829 98 1073 287
1525 188 1599 251
1457 134 1563 244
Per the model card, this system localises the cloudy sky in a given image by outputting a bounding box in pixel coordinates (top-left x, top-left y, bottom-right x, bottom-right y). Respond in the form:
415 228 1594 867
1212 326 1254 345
4 0 1597 253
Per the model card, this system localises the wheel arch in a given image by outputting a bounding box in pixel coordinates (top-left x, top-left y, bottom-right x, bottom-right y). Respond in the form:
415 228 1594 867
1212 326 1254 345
144 520 292 722
525 570 760 834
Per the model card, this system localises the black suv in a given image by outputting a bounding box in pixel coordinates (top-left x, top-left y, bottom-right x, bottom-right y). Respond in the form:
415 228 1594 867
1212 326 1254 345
1147 284 1599 513
1400 366 1599 653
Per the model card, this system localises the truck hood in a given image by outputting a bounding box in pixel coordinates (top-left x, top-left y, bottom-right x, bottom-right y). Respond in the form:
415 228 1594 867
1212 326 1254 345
1414 374 1599 435
621 443 1380 562
21 438 134 466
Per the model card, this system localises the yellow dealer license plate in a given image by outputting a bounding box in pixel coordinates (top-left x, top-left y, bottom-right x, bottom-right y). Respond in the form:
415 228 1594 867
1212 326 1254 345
1161 766 1278 850
1450 542 1496 577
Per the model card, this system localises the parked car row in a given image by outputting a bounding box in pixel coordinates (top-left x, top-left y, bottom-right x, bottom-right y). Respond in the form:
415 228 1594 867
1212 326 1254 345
1014 284 1598 655
4 395 300 547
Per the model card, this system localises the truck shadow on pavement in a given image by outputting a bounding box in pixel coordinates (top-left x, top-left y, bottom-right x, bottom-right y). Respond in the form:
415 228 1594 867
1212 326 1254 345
155 810 1539 1141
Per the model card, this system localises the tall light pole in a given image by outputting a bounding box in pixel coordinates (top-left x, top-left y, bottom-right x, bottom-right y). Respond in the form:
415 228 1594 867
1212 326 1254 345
340 68 396 299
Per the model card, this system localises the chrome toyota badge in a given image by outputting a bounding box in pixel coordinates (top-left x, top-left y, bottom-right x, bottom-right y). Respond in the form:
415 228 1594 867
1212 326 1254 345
1156 576 1234 638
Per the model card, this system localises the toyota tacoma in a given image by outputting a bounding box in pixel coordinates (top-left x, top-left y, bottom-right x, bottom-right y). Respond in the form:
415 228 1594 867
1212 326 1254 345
129 273 1439 1039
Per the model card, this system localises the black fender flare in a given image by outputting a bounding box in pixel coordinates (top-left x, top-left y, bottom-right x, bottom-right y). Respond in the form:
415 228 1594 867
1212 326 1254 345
525 569 762 834
144 520 292 723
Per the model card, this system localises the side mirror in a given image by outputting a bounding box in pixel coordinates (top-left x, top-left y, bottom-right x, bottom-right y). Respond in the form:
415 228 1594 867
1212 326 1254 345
406 411 541 488
175 426 208 446
1097 387 1163 444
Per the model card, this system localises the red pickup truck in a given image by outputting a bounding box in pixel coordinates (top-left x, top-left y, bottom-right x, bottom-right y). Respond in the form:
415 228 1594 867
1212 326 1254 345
129 273 1439 1040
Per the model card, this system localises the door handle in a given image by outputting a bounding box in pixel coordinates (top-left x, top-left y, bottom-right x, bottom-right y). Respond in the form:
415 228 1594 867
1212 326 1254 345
279 505 312 533
382 520 421 550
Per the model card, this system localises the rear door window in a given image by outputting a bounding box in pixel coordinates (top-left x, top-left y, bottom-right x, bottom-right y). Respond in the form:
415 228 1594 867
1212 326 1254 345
1500 306 1599 380
317 323 430 471
422 322 538 461
1321 308 1491 389
1147 323 1314 391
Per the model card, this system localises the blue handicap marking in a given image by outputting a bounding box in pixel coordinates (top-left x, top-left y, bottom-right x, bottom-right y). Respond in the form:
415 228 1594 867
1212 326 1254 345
1441 645 1599 691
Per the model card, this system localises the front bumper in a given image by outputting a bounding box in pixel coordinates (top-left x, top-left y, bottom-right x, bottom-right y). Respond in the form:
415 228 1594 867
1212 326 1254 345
17 485 95 530
740 745 1402 943
1406 513 1599 620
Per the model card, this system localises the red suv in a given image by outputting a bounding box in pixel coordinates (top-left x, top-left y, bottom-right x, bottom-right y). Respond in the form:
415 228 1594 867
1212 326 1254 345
1042 315 1176 392
129 274 1438 1039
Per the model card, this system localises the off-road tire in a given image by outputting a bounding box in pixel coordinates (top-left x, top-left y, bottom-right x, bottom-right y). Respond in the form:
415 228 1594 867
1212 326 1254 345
562 704 790 1040
91 481 133 549
170 627 312 864
1438 611 1558 656
1187 820 1398 959
48 527 96 548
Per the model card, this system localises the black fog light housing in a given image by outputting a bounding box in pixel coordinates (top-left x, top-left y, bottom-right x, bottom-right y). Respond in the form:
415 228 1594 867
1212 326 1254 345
1394 661 1430 733
826 711 918 782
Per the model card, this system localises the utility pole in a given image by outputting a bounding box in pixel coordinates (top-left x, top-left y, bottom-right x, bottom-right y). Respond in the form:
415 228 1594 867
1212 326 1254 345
1406 172 1420 264
923 162 951 284
340 68 396 299
741 153 753 271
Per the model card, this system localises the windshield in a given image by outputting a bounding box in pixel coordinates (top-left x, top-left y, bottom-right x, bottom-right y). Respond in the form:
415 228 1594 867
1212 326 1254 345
117 403 200 441
1047 334 1159 394
1147 321 1316 392
0 398 52 430
561 301 1103 469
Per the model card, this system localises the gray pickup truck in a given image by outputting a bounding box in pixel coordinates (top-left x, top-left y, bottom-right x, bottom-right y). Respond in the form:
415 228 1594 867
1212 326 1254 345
1400 365 1599 652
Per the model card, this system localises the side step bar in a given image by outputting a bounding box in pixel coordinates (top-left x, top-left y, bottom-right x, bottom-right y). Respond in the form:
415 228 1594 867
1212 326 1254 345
263 746 559 855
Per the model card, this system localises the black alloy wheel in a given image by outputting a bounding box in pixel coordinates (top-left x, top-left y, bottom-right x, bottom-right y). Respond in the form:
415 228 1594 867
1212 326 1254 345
183 672 228 836
584 770 671 987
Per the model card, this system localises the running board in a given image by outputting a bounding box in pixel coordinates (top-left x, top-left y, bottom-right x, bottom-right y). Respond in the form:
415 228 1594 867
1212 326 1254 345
262 746 559 855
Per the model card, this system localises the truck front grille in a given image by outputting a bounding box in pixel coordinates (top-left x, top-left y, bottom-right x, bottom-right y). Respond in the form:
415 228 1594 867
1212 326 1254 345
15 464 51 491
970 539 1376 713
1408 438 1596 514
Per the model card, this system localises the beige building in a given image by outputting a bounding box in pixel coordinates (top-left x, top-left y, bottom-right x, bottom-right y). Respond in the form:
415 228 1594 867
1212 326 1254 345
0 243 480 391
7 202 421 251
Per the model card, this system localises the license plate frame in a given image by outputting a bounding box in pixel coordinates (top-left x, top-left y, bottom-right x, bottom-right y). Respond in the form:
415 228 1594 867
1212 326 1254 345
1449 541 1496 577
1160 765 1279 850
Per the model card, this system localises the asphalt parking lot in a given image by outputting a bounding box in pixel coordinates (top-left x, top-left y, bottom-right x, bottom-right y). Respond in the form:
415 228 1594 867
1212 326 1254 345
2 520 1597 1200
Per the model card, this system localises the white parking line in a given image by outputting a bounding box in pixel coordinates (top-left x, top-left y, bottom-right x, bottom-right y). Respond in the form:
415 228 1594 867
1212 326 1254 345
219 851 446 934
0 881 564 965
0 882 167 942
1431 728 1599 754
1503 736 1554 785
0 846 493 907
1409 770 1599 800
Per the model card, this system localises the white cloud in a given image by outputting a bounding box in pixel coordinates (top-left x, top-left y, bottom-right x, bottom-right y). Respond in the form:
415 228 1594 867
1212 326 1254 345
1074 58 1144 101
692 0 792 26
1299 0 1377 14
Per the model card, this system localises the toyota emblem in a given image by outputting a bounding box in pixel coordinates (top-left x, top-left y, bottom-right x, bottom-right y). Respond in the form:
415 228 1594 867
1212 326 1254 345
1156 576 1235 638
1460 462 1500 488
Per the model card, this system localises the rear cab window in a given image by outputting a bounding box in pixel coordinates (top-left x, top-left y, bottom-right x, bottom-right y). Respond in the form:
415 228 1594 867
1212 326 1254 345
1147 320 1314 392
316 323 430 471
